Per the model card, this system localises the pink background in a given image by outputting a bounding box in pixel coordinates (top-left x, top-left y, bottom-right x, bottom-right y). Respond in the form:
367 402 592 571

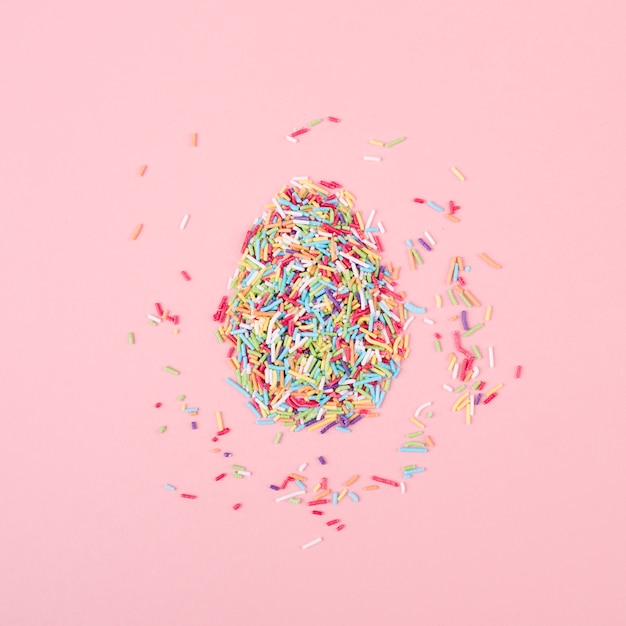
2 1 625 625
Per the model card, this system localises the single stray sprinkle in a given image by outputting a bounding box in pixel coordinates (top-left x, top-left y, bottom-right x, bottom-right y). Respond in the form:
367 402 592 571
131 224 143 240
450 166 466 181
163 366 180 375
302 537 323 550
363 155 382 162
478 253 502 269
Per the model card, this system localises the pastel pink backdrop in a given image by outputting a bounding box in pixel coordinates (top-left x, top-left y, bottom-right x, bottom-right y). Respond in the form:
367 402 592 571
1 1 625 625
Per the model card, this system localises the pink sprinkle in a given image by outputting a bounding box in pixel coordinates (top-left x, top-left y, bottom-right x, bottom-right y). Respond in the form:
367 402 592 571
233 503 242 510
327 116 341 123
181 270 191 281
515 365 522 378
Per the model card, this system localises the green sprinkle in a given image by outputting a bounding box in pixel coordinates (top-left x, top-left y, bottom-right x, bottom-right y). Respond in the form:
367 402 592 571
231 464 245 471
157 425 167 433
463 323 484 337
406 431 423 438
164 366 180 375
288 497 301 504
471 345 482 358
472 381 482 390
178 395 185 401
411 248 423 265
454 385 466 393
128 332 135 345
459 292 472 307
435 339 442 352
402 464 417 471
233 472 244 479
215 330 224 344
447 289 458 306
309 118 323 126
425 411 434 419
385 136 406 148
274 432 282 444
149 320 158 327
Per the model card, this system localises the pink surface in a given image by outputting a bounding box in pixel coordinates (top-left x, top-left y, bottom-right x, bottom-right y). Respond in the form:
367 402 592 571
2 1 625 625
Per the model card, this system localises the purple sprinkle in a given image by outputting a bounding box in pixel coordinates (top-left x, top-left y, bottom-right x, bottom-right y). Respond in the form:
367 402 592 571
475 393 482 404
318 456 327 465
224 452 232 457
320 422 334 434
191 421 198 429
461 310 469 331
349 414 365 426
417 238 432 251
270 484 280 491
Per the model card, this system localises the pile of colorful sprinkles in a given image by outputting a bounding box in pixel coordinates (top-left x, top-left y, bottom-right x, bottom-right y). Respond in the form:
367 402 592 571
215 178 411 434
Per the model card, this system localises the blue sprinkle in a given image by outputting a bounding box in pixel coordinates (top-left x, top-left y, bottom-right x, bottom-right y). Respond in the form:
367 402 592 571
335 426 351 433
427 200 444 212
348 491 359 503
225 377 251 398
398 447 429 453
405 302 426 314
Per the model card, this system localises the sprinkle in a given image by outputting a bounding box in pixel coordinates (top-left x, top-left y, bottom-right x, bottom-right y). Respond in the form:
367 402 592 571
191 421 197 429
276 490 305 503
318 456 327 465
312 510 323 515
427 201 444 213
515 365 522 378
363 155 382 162
298 463 308 472
181 270 191 281
414 402 432 418
286 135 298 143
233 503 242 510
164 484 176 490
181 493 197 499
369 139 385 146
442 384 453 392
131 224 143 240
309 118 323 127
163 366 180 375
344 475 359 486
424 231 436 246
215 473 227 481
423 317 434 325
179 214 190 230
400 481 406 494
347 492 359 503
138 165 147 176
450 166 466 181
478 253 502 269
398 447 428 453
364 485 379 491
326 519 340 526
463 323 484 337
128 332 135 345
191 133 198 147
327 116 341 123
301 537 323 550
489 346 495 368
486 305 493 321
371 476 400 487
413 198 425 203
385 136 406 148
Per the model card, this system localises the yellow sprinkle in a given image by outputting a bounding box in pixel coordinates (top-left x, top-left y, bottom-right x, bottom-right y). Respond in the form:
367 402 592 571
337 489 348 501
435 294 442 308
452 392 470 411
369 139 385 146
466 406 471 425
478 253 502 269
485 383 504 397
313 483 321 493
308 416 336 431
356 211 365 230
448 354 457 371
410 417 425 429
173 328 180 335
138 164 147 176
364 485 379 491
464 289 481 307
181 403 186 411
408 248 416 270
216 411 224 431
486 305 492 321
344 475 359 487
451 166 466 181
131 224 143 240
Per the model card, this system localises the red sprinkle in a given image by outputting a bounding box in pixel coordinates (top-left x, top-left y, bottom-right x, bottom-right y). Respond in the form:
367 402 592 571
371 476 400 487
413 198 425 203
216 428 231 436
291 127 310 137
515 365 522 378
311 510 324 516
215 473 227 481
233 503 242 510
155 302 164 315
327 116 341 122
181 270 191 281
326 519 340 526
211 436 219 442
181 494 197 499
337 524 345 531
483 392 498 404
308 499 329 506
155 402 162 408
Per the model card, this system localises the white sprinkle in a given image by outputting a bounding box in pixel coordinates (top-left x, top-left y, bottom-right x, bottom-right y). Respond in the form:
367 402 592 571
179 214 190 230
471 366 480 379
237 470 251 476
298 463 308 472
400 481 406 494
424 230 436 246
403 316 415 331
363 155 382 162
489 346 495 368
286 135 298 143
302 537 323 550
275 490 305 503
147 314 162 323
365 210 376 229
377 220 386 234
423 317 435 325
443 384 454 392
414 401 432 417
452 362 460 379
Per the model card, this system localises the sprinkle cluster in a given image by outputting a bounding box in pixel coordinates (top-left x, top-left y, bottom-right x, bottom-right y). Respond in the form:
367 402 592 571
217 179 410 433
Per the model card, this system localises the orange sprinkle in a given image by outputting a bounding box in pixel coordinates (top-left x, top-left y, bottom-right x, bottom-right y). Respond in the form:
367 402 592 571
364 485 379 491
191 132 198 147
445 214 459 223
478 253 502 269
138 164 147 176
131 224 143 240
